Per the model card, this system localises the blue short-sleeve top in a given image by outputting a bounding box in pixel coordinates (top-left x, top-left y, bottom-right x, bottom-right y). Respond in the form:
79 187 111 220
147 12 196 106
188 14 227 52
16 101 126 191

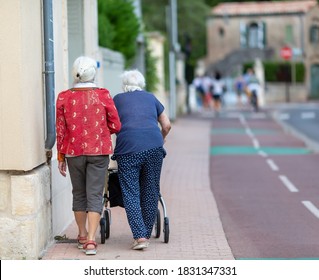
113 90 165 155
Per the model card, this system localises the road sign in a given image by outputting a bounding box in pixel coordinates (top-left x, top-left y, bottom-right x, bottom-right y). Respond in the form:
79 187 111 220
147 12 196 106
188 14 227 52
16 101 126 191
292 48 302 57
280 46 292 60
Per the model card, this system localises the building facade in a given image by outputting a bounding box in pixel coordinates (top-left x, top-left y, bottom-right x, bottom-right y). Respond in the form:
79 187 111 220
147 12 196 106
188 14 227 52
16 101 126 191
0 0 125 259
0 0 172 260
206 0 319 99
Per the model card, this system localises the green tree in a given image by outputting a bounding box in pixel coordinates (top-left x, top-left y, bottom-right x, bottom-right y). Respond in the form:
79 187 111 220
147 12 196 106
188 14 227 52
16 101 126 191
178 0 208 63
204 0 286 6
141 0 209 62
98 0 140 67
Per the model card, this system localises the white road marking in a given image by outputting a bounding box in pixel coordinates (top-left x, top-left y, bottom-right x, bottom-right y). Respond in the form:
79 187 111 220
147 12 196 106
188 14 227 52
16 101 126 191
252 138 260 149
250 113 267 119
278 113 290 120
239 114 246 125
258 150 268 157
245 128 254 138
302 201 319 219
301 112 316 119
278 175 299 192
266 159 279 171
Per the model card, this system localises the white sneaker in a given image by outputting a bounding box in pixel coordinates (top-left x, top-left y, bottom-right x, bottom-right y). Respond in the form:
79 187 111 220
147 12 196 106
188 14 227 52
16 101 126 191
131 239 149 250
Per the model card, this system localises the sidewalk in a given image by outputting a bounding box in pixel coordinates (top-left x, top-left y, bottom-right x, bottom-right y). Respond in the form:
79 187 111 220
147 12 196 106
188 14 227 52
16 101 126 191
41 113 234 260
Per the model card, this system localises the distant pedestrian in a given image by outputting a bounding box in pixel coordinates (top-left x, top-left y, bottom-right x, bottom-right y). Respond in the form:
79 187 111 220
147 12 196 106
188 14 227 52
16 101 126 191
234 75 245 106
192 74 205 109
211 71 225 113
56 56 121 255
112 69 171 250
201 72 214 110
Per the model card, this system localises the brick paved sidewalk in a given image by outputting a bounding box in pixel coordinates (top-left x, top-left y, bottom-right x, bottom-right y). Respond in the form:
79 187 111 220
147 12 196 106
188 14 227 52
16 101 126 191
41 113 234 260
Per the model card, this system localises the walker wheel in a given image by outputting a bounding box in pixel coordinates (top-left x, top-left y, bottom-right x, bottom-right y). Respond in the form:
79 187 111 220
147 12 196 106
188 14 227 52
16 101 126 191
100 218 106 244
163 217 169 243
154 208 161 238
104 209 110 239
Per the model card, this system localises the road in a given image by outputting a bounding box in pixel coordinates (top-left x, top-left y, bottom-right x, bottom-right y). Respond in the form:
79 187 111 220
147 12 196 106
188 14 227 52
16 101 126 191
209 106 319 259
273 102 319 153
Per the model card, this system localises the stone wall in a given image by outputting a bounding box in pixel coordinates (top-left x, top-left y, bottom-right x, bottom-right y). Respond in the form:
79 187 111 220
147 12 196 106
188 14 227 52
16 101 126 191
0 166 51 259
265 83 308 103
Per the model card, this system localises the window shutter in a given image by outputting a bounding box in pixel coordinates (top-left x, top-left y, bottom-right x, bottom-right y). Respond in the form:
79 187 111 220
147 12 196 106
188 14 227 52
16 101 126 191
240 21 247 48
258 22 266 49
310 25 319 43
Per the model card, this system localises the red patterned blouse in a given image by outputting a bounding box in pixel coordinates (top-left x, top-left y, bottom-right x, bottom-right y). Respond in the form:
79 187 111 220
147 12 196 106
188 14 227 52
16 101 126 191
56 87 121 162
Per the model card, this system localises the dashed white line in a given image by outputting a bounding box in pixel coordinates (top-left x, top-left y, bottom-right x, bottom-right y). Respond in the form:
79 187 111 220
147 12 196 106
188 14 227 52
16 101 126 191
250 113 267 119
301 112 316 119
258 150 268 157
302 201 319 219
266 159 279 171
239 114 246 125
278 175 299 192
245 128 254 138
278 113 290 120
252 138 260 149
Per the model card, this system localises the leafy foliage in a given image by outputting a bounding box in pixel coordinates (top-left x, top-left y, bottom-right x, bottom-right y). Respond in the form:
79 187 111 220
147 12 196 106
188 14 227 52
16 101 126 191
244 61 305 82
178 0 209 64
98 0 140 67
141 0 306 64
141 0 208 63
140 0 168 33
204 0 288 5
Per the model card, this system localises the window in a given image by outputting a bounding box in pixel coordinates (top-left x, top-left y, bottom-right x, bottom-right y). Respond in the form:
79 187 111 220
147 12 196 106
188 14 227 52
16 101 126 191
248 23 259 48
310 25 319 43
285 25 294 44
240 21 266 49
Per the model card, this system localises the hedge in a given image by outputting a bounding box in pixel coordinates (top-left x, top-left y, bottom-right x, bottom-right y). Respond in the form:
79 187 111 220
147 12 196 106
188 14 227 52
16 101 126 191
244 61 305 82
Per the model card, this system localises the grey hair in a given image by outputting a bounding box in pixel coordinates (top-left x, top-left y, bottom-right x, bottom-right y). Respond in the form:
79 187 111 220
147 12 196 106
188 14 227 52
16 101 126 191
72 56 97 83
121 69 146 92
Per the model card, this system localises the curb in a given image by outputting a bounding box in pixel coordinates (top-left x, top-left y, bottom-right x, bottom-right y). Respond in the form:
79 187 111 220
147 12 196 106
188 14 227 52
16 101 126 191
272 110 319 154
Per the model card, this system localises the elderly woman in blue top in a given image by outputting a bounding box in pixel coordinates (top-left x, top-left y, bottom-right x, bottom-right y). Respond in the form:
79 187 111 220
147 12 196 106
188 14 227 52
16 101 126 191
112 69 171 250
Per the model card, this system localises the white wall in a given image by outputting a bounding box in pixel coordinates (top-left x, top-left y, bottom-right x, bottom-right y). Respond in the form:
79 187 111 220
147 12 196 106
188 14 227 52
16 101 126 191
0 0 126 259
147 32 168 109
0 0 52 259
99 47 124 96
50 0 74 239
265 83 308 103
50 0 125 238
0 0 46 171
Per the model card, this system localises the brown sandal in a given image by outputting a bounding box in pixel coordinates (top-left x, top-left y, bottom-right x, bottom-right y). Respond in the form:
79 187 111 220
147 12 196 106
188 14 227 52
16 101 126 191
83 240 97 255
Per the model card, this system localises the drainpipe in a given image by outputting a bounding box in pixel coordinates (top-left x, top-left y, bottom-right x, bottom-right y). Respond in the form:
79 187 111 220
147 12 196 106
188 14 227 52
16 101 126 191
43 0 56 154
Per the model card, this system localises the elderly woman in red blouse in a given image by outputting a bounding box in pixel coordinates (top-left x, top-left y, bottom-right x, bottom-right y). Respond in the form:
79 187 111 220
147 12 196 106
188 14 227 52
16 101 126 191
56 56 121 255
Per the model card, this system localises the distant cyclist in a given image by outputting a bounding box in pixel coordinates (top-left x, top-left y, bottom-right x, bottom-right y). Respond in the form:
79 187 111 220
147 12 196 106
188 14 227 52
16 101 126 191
244 68 261 112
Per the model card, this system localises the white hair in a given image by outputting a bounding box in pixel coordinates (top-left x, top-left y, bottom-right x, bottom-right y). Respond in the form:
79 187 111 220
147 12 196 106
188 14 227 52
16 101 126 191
121 69 146 92
72 56 97 83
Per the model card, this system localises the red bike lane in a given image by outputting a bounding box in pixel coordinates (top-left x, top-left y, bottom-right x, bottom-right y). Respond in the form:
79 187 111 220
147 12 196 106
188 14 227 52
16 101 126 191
209 110 319 259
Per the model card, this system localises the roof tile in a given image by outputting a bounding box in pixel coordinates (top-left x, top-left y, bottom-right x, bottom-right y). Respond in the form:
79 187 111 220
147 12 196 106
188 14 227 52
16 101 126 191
212 0 317 16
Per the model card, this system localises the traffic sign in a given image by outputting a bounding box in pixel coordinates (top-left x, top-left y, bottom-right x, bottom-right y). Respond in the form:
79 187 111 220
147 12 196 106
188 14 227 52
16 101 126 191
280 46 292 60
